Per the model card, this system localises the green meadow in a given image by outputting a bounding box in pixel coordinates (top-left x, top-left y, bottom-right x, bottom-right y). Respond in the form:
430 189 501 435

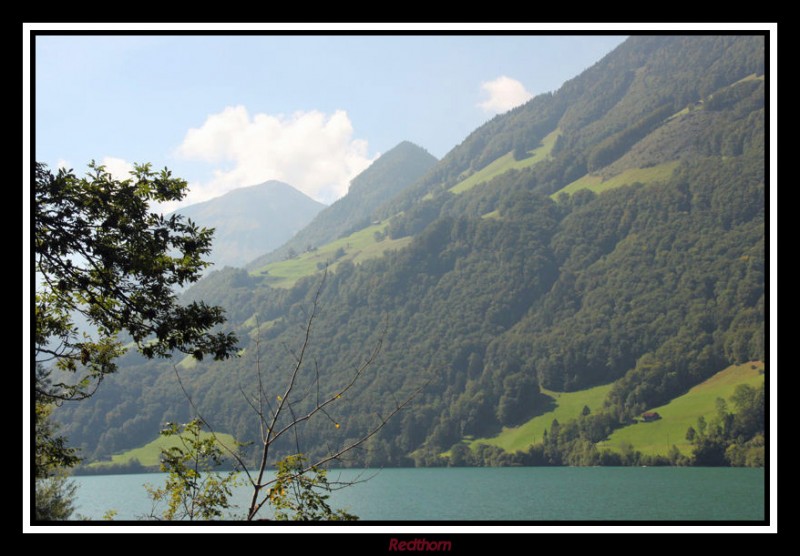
598 362 765 456
469 382 614 453
554 161 680 198
466 361 763 457
249 222 412 289
449 129 560 195
87 429 238 470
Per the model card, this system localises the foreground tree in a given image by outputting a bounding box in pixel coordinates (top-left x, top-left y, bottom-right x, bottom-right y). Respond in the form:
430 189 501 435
145 419 241 520
171 274 424 520
268 454 357 521
33 161 238 513
34 162 417 520
35 161 238 403
34 475 78 521
34 383 80 520
34 367 80 475
145 419 359 521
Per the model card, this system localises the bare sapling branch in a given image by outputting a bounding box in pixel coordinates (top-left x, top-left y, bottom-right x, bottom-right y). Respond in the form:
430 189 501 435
167 269 423 521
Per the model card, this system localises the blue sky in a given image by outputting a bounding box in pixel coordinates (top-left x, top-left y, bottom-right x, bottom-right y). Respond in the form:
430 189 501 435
34 33 628 208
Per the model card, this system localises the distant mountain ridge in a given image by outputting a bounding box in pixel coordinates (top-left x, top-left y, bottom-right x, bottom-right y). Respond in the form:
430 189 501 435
247 141 437 268
173 180 325 270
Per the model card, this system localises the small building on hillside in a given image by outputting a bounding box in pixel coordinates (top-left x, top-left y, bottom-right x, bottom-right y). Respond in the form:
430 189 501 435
641 412 662 422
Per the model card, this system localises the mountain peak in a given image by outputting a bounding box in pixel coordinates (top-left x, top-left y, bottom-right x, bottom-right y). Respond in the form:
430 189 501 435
173 180 325 269
347 141 436 196
247 140 437 268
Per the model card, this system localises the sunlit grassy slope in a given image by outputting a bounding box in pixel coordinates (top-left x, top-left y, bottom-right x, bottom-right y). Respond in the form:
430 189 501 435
249 222 412 289
88 429 238 469
449 129 560 194
598 362 765 456
554 161 680 198
466 362 764 456
469 383 614 453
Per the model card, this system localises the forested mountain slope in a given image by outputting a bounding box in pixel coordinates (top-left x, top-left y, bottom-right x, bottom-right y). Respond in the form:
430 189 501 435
57 35 766 469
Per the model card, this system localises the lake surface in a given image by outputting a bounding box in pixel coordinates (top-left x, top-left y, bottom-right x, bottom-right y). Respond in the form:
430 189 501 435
70 467 765 521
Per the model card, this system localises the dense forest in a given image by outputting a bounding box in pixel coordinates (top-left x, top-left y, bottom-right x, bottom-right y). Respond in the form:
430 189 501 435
56 35 766 471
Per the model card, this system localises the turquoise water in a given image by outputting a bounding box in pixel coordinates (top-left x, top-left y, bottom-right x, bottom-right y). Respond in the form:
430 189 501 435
70 467 765 521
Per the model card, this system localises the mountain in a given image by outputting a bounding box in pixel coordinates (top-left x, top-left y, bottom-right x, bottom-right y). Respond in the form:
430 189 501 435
58 36 765 469
247 141 437 268
173 181 325 269
376 35 764 220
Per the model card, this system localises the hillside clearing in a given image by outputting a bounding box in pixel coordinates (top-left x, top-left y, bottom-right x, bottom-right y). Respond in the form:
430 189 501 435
466 362 764 457
469 382 614 453
598 362 765 457
554 161 680 198
450 129 560 195
249 222 412 288
87 429 238 470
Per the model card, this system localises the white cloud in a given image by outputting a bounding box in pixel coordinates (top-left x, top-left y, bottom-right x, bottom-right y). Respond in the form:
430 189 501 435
176 105 377 205
478 76 534 114
56 159 71 171
100 156 135 181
